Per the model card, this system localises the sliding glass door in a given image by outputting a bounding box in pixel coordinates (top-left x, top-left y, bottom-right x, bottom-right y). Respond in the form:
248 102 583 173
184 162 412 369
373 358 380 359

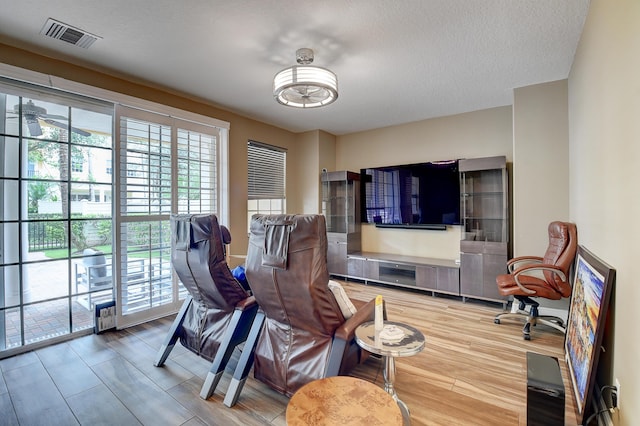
0 80 114 354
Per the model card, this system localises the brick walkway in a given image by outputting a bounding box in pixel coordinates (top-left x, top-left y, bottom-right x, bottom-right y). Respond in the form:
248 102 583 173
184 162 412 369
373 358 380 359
2 254 97 350
4 299 95 349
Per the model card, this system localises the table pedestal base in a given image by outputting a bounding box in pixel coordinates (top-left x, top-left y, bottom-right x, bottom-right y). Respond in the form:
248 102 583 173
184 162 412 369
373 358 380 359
384 355 411 425
355 321 425 426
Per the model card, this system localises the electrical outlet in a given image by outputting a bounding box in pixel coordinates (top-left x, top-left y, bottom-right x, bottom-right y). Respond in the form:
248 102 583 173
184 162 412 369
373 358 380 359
615 378 621 409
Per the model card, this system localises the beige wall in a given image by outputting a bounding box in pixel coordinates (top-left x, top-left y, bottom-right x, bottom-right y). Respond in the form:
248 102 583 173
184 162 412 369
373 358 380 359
0 42 300 258
513 80 570 256
512 80 571 312
294 131 321 214
336 106 513 259
294 130 337 214
568 0 639 423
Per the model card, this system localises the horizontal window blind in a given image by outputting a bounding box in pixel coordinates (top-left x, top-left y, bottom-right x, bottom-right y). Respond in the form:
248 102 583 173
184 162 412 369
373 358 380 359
176 128 218 214
119 116 172 216
247 141 286 200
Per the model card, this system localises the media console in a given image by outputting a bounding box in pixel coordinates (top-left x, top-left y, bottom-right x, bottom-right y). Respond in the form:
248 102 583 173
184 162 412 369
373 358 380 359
343 252 460 297
323 156 510 306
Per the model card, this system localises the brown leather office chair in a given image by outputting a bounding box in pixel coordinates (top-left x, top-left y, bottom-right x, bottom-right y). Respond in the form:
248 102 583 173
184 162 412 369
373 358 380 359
223 214 377 406
154 214 258 400
494 221 578 340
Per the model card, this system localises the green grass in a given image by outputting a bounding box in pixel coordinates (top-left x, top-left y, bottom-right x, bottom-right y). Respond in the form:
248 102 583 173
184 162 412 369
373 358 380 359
43 245 113 259
42 245 169 261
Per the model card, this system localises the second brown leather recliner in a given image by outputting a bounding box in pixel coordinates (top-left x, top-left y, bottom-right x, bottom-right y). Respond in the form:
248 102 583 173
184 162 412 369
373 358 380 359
224 214 377 406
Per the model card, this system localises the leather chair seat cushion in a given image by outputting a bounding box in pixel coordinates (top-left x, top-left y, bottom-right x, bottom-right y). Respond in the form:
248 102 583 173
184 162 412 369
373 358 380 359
179 302 232 362
496 273 563 300
253 323 335 397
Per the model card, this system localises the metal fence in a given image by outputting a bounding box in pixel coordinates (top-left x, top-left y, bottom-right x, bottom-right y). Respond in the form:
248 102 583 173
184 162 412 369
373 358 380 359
27 215 112 252
28 220 66 251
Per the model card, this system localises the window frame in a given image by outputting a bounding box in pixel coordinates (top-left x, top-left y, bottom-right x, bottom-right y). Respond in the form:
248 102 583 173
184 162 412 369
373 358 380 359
247 140 286 228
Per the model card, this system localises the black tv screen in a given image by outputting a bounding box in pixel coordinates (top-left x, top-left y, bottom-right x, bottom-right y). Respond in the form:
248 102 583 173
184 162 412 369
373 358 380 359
361 160 460 228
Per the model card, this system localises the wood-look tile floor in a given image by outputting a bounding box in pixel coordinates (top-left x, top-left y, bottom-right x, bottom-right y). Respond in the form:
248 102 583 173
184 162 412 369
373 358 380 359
0 280 578 425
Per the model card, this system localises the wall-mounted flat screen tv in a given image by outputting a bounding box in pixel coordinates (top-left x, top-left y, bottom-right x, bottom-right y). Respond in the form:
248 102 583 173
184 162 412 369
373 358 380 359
360 160 460 229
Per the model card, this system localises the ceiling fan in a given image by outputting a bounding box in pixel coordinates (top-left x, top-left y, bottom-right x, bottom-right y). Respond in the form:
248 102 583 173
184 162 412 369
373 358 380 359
11 100 91 137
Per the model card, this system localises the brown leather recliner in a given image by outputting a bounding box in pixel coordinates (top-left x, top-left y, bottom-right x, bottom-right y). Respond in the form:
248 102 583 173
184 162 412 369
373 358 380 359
223 214 377 406
154 214 258 400
494 221 578 340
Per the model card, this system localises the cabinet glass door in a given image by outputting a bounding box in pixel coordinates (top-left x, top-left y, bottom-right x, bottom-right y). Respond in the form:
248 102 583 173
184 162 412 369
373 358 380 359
461 168 507 243
322 178 357 234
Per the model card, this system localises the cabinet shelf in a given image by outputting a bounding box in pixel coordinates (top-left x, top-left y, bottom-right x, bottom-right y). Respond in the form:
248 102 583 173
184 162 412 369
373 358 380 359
463 216 506 221
462 192 504 197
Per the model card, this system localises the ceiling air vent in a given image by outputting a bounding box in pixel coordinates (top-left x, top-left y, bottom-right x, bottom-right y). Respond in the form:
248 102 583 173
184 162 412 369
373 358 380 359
40 18 100 49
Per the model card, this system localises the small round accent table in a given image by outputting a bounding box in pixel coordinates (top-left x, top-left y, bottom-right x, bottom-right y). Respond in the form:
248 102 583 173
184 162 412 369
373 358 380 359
286 375 403 426
355 321 425 425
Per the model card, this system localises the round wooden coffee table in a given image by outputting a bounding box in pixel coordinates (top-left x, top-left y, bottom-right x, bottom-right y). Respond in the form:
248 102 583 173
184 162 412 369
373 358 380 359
286 376 403 426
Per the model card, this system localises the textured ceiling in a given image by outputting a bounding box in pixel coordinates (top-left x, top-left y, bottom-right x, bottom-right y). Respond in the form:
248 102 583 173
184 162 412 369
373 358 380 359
0 0 590 135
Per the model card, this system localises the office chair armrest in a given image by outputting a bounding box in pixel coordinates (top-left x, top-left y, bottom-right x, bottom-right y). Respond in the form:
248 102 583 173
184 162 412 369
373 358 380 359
234 295 257 311
507 256 543 273
334 298 376 342
512 264 567 294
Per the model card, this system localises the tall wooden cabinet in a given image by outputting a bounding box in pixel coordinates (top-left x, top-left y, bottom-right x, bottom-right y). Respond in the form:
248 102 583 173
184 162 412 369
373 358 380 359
321 171 361 276
459 156 509 305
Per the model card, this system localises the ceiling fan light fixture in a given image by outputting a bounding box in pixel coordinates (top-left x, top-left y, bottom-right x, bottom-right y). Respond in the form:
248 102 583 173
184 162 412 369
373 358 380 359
273 48 338 108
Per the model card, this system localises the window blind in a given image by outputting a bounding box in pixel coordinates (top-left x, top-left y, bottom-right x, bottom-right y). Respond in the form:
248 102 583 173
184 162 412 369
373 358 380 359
247 141 286 200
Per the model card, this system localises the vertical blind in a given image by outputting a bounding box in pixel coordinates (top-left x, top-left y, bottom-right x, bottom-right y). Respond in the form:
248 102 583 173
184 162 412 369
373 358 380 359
247 141 286 200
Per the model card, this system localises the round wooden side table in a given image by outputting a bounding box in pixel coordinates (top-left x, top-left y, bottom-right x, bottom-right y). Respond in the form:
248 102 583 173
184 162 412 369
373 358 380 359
286 375 403 426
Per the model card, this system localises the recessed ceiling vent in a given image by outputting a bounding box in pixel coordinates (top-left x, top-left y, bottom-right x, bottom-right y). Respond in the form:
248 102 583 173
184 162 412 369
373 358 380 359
40 18 100 48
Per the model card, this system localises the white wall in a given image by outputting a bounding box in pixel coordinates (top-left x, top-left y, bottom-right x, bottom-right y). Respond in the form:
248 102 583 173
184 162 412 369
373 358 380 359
568 0 640 423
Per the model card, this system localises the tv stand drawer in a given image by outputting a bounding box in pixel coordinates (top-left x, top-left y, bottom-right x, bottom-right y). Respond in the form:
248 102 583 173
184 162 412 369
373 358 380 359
378 261 416 286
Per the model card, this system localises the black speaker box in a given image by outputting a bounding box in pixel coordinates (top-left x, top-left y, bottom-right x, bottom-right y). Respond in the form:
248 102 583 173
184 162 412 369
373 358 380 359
527 352 565 426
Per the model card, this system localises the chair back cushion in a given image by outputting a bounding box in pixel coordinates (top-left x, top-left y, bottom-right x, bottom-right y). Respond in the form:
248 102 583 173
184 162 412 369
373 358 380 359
171 214 248 310
542 221 578 296
82 248 108 278
246 214 345 395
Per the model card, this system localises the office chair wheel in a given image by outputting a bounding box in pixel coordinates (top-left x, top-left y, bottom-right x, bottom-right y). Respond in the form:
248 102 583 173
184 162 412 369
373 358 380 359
494 318 501 324
522 322 532 340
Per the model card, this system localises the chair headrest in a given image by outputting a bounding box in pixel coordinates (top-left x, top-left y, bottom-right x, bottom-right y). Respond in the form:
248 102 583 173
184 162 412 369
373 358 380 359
174 218 191 251
220 225 232 245
262 217 294 269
